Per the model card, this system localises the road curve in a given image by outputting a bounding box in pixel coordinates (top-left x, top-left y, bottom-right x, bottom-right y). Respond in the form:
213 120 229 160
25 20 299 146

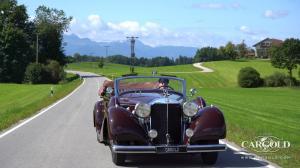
193 62 214 72
0 71 277 168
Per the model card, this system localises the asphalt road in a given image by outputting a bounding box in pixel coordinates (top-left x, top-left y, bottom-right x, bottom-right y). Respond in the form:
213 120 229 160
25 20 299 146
0 72 275 168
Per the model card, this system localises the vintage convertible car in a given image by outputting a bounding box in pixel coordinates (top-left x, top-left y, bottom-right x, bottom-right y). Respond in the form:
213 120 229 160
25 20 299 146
93 76 226 165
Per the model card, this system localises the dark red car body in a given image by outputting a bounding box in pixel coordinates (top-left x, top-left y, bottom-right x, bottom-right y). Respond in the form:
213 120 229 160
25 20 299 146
93 76 226 165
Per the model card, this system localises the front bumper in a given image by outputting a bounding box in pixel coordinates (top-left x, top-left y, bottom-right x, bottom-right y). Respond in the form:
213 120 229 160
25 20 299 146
112 144 227 154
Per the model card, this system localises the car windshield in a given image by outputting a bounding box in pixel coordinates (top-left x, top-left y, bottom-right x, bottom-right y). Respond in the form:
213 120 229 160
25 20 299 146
116 76 185 95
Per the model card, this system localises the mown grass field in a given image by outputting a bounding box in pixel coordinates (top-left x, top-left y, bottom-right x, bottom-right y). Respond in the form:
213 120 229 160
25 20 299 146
0 74 82 131
67 60 300 167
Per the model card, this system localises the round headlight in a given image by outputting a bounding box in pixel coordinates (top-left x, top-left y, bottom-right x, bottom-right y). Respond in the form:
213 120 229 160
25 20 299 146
134 103 151 118
185 128 194 138
183 101 198 117
148 129 158 139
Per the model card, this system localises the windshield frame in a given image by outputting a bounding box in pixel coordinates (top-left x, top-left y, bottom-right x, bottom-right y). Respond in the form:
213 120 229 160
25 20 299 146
114 76 186 98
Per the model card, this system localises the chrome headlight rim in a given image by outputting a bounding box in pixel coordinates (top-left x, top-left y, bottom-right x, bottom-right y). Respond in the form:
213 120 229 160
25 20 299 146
134 103 151 118
183 101 199 117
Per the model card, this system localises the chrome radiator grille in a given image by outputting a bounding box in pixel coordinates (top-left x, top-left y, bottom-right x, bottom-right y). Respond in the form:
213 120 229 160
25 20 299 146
151 103 182 145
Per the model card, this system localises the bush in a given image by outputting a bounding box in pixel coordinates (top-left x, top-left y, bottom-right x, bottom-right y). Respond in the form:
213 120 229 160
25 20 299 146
264 72 297 87
24 63 48 84
238 67 263 88
24 60 65 84
46 60 65 84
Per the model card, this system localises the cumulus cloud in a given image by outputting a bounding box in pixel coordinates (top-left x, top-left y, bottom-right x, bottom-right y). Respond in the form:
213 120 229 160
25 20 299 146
239 25 257 35
67 14 230 47
192 2 241 9
88 14 103 27
264 10 288 19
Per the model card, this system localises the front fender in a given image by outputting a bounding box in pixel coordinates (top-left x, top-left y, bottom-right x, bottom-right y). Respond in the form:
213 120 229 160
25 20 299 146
108 106 148 144
94 101 105 129
189 106 226 143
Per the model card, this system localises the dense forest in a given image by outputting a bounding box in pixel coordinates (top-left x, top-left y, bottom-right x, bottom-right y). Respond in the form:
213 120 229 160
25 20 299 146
0 0 71 83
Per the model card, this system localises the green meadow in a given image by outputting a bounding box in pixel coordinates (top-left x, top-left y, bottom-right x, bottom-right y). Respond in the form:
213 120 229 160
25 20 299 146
67 60 300 167
0 74 82 131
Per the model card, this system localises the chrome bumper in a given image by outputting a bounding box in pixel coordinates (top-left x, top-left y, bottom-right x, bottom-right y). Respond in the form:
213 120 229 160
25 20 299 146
112 144 227 153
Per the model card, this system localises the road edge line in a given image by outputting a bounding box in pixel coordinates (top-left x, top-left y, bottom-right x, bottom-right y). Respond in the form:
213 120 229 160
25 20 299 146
0 79 86 139
220 139 279 168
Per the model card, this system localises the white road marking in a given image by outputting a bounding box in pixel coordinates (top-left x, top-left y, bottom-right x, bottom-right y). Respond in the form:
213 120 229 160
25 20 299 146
0 79 86 139
220 140 277 168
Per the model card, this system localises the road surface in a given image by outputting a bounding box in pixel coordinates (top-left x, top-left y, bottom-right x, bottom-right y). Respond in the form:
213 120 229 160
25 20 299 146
0 71 276 168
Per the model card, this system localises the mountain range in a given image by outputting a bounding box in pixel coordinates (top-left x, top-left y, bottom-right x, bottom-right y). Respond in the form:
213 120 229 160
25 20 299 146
63 34 198 58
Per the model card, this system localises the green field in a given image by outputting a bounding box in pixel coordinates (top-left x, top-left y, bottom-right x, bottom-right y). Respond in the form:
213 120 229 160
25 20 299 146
0 74 82 131
67 60 300 167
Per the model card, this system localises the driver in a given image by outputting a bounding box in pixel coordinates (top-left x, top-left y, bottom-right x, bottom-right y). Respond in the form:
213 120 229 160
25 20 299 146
158 78 169 89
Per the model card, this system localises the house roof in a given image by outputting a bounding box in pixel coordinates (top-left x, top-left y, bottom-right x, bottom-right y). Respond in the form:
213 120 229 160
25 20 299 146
253 38 283 47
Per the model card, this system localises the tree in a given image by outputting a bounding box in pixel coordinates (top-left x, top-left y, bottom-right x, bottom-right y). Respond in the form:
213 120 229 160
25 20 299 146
225 42 238 60
217 46 227 59
0 0 34 83
194 47 219 62
270 38 300 82
34 6 72 65
98 57 104 68
236 40 247 58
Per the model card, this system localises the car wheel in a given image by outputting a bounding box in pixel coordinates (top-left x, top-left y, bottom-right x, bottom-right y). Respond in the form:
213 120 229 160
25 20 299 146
201 152 218 165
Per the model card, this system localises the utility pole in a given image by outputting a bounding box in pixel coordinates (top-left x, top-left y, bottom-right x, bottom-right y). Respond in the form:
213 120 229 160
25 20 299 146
126 36 138 73
104 46 110 57
36 33 39 63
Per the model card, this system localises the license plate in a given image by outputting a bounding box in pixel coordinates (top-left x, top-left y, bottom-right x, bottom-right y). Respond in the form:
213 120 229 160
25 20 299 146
156 146 186 153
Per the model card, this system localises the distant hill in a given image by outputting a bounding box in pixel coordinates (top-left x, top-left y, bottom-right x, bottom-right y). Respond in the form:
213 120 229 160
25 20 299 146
63 34 198 58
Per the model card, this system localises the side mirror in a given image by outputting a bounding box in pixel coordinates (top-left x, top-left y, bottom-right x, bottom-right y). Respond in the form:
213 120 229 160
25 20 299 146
106 87 113 94
190 88 197 96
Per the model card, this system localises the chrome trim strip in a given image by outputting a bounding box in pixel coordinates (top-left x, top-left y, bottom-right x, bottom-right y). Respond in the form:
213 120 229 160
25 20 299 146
112 144 227 153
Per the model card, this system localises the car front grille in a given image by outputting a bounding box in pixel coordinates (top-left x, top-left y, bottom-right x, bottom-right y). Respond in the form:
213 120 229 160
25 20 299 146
151 103 182 145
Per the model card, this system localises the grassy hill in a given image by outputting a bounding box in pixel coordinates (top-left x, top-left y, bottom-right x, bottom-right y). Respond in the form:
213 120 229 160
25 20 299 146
67 60 299 88
67 60 300 167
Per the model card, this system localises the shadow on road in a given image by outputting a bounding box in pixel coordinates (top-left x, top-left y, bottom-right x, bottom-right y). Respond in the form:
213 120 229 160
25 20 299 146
80 75 102 78
122 148 270 167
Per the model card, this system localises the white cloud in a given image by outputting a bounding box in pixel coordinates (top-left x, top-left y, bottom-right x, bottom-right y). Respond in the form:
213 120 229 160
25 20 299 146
67 15 232 47
238 25 267 36
264 10 288 19
239 25 257 35
88 14 103 27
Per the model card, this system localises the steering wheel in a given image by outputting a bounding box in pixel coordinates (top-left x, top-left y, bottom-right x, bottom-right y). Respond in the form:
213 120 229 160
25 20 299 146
158 85 174 90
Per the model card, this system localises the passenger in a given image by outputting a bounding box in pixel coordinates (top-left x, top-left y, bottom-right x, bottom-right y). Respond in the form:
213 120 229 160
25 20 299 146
98 80 114 97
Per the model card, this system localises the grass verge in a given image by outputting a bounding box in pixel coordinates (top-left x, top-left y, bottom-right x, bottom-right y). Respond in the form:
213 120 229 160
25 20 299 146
0 73 82 132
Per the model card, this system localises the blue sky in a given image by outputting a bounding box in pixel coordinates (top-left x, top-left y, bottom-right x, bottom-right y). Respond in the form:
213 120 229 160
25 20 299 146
19 0 300 48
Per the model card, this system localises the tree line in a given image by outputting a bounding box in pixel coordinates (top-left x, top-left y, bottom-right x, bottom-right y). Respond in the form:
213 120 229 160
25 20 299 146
67 40 254 67
67 53 194 67
194 41 255 62
0 0 71 83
